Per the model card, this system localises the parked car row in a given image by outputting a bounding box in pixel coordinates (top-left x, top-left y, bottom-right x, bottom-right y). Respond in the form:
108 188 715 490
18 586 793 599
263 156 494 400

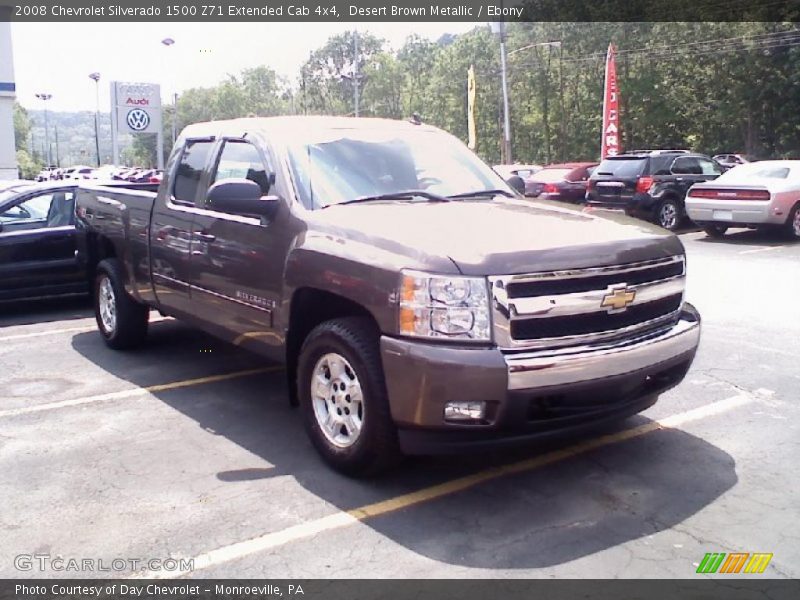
505 149 799 239
36 165 163 184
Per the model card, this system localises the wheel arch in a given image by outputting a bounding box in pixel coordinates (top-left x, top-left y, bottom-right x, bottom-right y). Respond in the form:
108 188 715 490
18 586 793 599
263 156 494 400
285 287 380 406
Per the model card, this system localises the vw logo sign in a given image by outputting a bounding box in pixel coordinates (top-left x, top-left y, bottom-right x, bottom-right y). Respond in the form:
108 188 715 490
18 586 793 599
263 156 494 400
126 108 150 131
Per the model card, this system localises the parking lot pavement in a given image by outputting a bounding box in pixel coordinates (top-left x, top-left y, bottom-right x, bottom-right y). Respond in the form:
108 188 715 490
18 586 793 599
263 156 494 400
1 228 798 579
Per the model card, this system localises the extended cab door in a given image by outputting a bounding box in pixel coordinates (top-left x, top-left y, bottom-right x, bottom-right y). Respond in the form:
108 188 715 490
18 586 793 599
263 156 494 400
149 137 216 317
0 188 82 300
189 136 289 354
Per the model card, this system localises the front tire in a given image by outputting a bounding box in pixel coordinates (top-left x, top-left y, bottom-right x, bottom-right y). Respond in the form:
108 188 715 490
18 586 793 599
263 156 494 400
94 258 149 349
297 317 401 476
656 198 682 231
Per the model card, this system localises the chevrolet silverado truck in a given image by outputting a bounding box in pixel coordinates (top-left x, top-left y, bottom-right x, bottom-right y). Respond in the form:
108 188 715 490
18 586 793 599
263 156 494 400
75 116 701 476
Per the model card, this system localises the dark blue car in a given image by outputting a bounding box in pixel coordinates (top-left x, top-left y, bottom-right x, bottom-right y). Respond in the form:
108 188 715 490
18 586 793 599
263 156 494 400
0 181 84 302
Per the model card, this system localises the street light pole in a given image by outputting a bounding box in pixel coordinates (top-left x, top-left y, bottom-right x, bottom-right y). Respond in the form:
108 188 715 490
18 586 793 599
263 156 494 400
161 37 176 144
89 72 101 166
35 92 52 166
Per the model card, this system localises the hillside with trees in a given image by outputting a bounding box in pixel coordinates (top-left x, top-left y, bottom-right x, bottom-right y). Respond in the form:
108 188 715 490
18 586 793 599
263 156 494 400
14 22 800 172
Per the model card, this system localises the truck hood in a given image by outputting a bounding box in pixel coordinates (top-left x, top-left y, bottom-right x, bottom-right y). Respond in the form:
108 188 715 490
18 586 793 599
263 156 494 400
309 199 683 276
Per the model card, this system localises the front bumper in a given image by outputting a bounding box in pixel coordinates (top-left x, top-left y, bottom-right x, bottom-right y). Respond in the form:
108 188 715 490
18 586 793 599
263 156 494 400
686 199 783 226
380 304 701 454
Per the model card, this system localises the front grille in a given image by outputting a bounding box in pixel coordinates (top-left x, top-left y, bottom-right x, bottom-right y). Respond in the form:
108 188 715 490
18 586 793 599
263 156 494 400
490 255 685 350
510 294 682 340
507 260 684 298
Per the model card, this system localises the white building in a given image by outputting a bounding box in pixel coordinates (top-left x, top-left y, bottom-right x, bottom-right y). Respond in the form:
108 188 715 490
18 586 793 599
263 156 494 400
0 19 18 180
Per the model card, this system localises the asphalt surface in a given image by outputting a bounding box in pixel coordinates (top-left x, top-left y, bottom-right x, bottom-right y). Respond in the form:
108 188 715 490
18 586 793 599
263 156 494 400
0 227 798 579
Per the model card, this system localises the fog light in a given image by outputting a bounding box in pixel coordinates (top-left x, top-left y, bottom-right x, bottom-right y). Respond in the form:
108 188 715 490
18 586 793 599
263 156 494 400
444 401 486 422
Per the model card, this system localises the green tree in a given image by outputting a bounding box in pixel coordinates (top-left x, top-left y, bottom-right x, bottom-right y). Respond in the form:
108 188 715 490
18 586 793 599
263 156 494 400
16 149 41 179
13 102 31 151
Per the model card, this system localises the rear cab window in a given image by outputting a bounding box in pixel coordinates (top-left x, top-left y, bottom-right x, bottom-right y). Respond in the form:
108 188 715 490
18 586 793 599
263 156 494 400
594 157 647 178
172 139 216 205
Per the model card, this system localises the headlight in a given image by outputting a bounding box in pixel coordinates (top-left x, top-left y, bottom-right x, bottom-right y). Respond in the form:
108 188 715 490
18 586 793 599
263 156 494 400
399 270 491 341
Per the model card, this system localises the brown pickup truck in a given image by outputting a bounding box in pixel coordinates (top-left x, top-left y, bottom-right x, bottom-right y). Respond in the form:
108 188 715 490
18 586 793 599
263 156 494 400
75 116 701 476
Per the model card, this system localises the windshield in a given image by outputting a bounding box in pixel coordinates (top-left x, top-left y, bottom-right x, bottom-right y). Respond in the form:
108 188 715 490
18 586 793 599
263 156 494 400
286 128 510 209
595 157 647 178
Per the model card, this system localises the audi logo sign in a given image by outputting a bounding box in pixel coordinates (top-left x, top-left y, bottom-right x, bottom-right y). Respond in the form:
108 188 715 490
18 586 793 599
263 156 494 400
113 81 161 109
111 80 162 134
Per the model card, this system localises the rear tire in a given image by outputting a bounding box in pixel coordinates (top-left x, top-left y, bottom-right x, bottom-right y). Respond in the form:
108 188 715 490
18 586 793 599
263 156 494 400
297 317 401 477
703 224 728 238
94 258 149 349
784 203 800 241
656 198 682 231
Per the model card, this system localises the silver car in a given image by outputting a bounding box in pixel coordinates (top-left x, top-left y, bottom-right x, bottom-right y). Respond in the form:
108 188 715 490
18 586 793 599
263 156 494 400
686 160 800 239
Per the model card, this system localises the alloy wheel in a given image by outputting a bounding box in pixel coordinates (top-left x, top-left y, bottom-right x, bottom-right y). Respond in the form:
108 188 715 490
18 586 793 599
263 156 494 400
311 353 364 448
98 276 117 334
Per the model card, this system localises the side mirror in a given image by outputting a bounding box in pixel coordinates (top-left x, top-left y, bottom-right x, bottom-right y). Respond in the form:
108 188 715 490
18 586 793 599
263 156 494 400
206 178 280 218
506 175 526 195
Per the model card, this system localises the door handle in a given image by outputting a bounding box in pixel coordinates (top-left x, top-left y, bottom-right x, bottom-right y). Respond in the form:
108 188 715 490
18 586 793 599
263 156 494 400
195 232 216 242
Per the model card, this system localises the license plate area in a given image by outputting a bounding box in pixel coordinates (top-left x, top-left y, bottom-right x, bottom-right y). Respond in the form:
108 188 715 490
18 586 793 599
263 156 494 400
713 210 734 221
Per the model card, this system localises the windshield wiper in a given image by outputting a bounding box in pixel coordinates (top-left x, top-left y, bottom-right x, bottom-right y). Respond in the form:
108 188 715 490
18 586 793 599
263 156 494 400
447 189 515 199
324 190 451 208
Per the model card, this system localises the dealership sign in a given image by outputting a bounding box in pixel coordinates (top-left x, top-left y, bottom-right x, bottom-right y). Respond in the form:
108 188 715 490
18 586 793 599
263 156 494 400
112 81 162 134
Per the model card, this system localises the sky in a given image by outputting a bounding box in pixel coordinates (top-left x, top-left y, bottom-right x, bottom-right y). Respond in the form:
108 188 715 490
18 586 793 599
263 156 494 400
10 22 480 112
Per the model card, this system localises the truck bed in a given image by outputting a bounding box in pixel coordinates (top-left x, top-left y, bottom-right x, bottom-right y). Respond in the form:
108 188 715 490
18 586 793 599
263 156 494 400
75 181 161 305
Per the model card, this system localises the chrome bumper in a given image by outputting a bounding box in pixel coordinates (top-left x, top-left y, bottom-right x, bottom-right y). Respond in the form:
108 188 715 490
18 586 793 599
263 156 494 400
505 305 701 391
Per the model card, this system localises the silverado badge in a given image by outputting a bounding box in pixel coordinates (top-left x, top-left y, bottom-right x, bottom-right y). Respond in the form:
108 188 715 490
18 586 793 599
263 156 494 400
601 284 637 313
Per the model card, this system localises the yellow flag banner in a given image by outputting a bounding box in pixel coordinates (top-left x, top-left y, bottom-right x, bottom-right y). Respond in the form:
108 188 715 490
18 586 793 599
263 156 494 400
467 65 477 150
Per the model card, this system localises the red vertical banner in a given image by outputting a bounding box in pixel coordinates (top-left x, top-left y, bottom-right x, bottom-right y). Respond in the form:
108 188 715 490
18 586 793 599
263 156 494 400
601 44 621 159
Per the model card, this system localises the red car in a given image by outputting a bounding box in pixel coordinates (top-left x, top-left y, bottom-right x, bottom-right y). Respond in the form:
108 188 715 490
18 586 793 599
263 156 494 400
525 162 598 203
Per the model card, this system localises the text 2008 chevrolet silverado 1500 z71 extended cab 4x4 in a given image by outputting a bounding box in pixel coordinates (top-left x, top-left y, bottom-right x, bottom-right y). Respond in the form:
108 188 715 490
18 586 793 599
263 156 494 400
75 116 701 476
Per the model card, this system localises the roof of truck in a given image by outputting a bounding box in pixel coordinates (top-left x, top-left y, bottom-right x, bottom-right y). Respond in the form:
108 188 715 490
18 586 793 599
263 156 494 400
180 115 443 140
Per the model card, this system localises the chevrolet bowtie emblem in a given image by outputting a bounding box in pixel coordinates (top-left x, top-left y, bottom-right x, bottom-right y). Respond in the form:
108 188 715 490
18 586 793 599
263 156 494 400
601 285 637 313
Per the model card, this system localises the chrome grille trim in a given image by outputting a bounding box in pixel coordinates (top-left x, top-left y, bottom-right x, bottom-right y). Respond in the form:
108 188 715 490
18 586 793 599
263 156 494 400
490 256 686 350
501 255 684 284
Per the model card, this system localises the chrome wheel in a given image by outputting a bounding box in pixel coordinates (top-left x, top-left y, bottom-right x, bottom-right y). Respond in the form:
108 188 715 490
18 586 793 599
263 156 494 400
98 276 117 334
793 208 800 237
311 353 364 448
659 202 678 230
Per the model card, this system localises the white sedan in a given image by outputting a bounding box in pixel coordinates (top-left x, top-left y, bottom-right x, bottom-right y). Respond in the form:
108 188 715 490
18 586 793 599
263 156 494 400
686 160 800 240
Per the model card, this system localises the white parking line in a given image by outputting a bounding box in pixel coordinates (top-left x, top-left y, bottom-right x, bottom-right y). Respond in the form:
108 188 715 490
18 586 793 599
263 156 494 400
0 315 170 343
739 246 780 255
0 366 282 419
0 324 97 342
138 392 757 579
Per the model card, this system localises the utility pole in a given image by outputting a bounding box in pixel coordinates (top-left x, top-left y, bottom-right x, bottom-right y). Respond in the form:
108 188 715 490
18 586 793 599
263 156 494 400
54 124 60 167
89 72 101 166
490 22 512 163
353 29 359 117
35 92 52 166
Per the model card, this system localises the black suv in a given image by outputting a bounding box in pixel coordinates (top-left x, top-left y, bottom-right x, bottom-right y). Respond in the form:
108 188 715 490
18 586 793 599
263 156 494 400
585 150 723 230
